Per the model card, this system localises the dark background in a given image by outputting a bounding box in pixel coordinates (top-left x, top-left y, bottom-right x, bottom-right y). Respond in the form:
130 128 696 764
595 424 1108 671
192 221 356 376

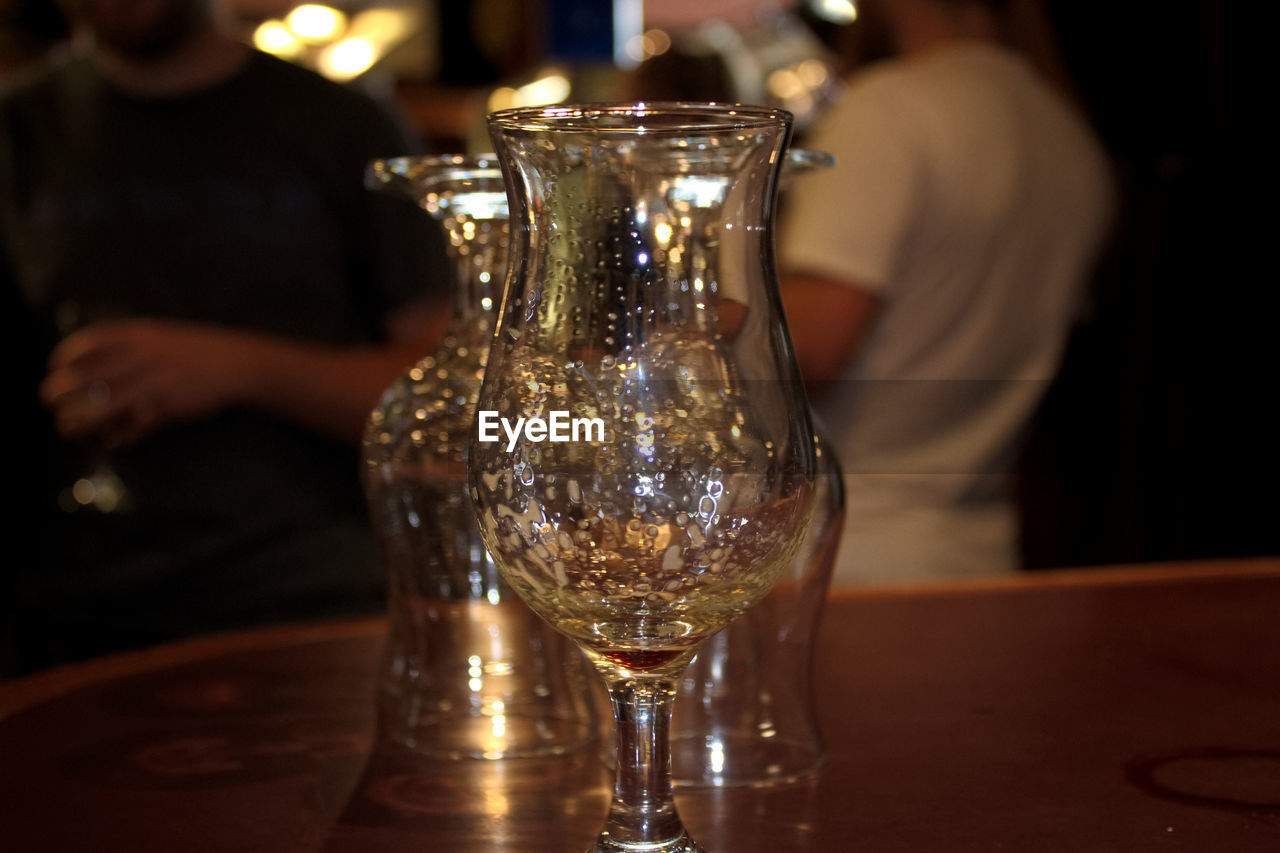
1017 1 1273 568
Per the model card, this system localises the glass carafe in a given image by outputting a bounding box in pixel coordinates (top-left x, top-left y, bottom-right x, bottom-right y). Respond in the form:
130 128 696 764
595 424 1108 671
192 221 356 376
362 154 597 759
669 148 842 788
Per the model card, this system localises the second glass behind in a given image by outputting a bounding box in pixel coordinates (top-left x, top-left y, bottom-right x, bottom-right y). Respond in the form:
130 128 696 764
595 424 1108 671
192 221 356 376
362 154 598 759
669 148 842 789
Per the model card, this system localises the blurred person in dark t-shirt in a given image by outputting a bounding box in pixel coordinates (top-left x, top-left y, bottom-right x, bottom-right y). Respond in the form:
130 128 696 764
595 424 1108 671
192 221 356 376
0 0 450 673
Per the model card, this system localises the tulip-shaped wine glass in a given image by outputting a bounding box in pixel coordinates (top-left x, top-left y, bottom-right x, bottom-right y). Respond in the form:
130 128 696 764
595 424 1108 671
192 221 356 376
470 103 817 852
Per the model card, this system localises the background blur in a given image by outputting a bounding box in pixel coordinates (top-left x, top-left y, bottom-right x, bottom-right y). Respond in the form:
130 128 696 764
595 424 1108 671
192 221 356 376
2 0 1264 571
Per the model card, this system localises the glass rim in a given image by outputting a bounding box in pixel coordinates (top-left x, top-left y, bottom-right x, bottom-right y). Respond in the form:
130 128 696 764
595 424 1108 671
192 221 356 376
366 153 501 177
486 101 793 134
364 153 503 192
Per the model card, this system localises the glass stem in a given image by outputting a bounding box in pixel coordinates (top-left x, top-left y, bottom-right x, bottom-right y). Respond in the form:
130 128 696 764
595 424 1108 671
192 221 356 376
599 674 690 850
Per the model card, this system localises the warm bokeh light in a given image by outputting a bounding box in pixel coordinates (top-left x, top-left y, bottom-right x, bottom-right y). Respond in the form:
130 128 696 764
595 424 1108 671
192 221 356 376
624 28 674 64
346 6 416 46
811 0 857 25
645 29 672 56
796 57 829 88
518 72 572 106
488 71 572 111
488 87 519 111
624 35 645 64
253 19 303 58
766 56 833 119
318 38 376 80
286 4 347 42
767 68 805 100
310 6 419 81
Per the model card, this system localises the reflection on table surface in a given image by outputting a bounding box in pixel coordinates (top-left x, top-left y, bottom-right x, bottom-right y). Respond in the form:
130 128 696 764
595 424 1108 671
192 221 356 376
2 559 1279 851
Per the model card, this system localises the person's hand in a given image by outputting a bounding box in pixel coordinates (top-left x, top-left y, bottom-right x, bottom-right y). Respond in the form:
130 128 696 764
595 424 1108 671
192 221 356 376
39 319 259 447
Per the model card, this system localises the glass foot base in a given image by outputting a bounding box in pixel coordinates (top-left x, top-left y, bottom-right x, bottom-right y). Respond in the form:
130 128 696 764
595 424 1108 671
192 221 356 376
587 831 703 852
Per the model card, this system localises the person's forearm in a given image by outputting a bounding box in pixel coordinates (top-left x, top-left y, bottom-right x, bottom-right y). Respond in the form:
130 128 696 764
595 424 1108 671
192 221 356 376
234 336 430 445
781 274 880 392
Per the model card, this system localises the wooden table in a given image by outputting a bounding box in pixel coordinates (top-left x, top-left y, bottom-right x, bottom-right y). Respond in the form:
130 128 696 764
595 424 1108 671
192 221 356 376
3 560 1279 851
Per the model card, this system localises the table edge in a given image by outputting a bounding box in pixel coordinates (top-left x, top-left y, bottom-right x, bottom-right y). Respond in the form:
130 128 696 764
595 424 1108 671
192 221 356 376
0 616 387 720
4 557 1276 718
827 556 1280 600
